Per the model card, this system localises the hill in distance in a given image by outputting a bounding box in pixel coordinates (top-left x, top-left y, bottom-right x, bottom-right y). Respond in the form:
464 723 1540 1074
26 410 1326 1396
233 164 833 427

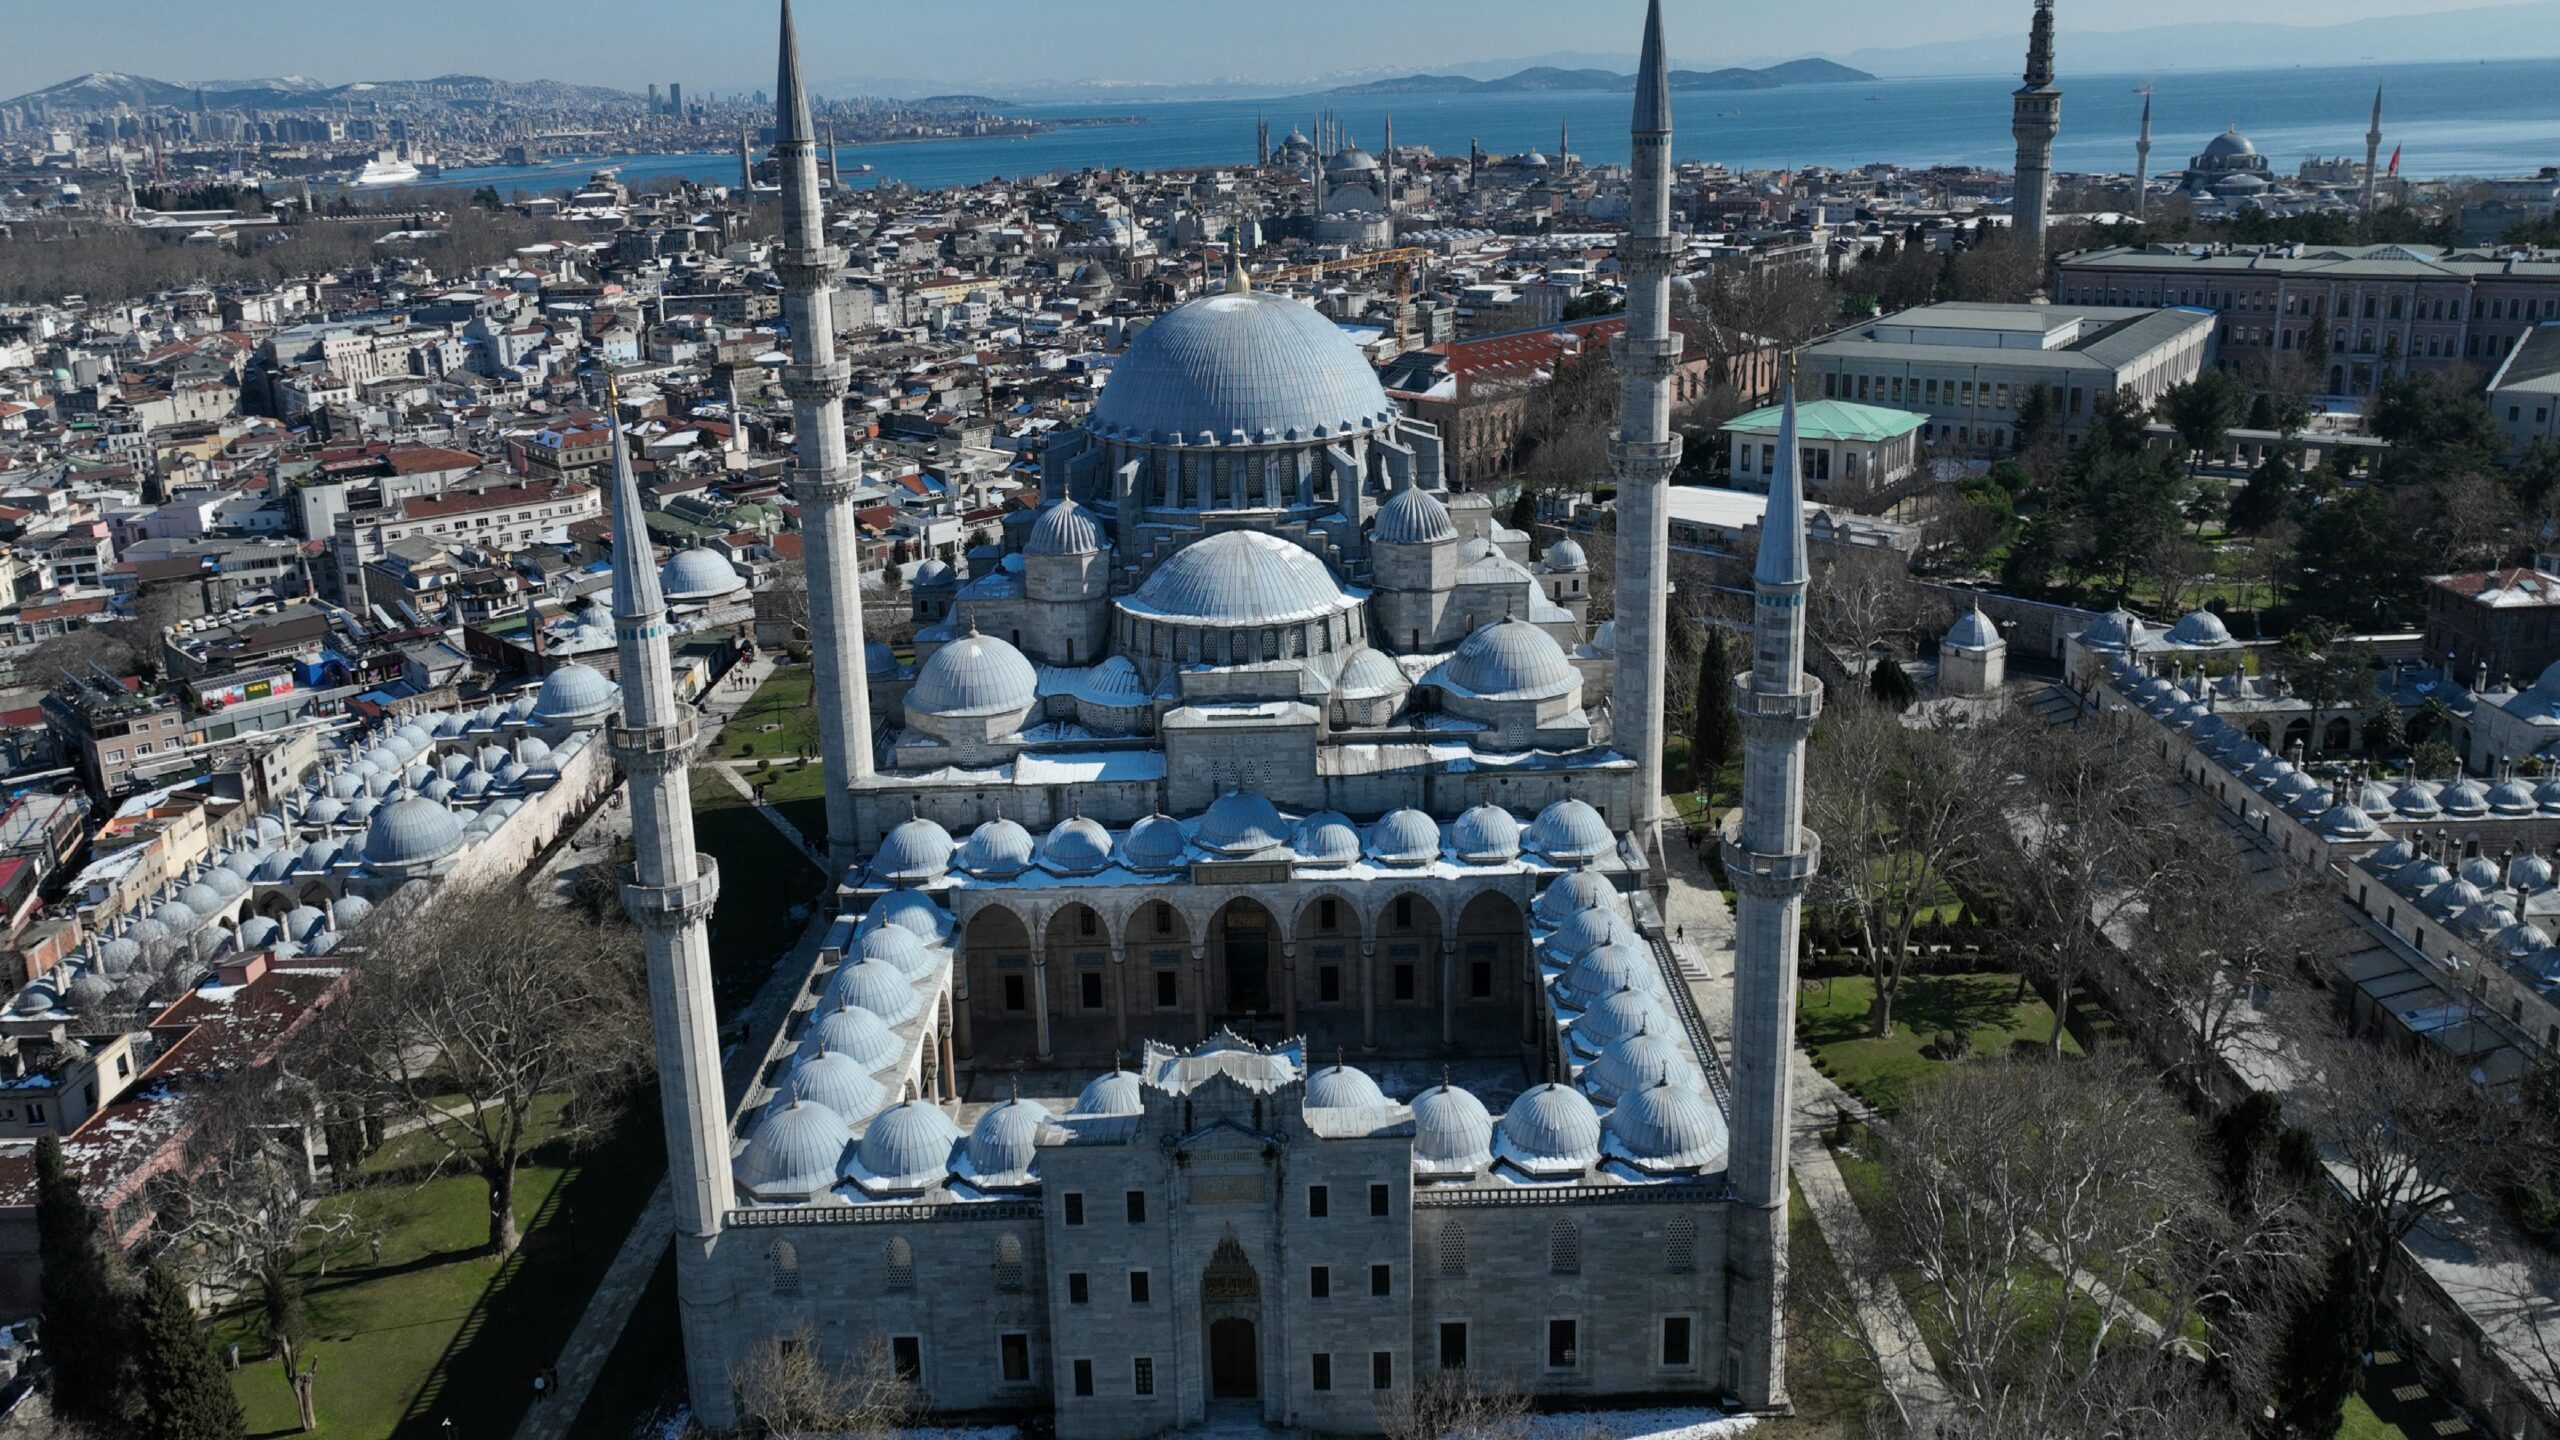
1325 57 1871 97
10 70 636 112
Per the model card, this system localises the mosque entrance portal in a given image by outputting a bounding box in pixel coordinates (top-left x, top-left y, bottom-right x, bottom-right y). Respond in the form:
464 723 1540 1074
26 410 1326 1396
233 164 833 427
1215 902 1273 1014
1202 1234 1263 1400
1209 1318 1259 1399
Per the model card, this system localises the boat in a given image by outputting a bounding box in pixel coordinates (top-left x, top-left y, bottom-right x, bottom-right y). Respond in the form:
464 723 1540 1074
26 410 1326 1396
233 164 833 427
352 154 421 187
852 162 875 174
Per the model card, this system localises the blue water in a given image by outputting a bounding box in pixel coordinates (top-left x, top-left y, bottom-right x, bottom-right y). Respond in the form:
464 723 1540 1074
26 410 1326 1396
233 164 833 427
423 57 2560 198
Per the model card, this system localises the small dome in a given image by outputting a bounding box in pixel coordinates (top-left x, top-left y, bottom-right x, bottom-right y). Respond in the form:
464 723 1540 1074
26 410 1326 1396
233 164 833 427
868 891 953 942
1536 872 1626 927
866 640 900 679
1560 937 1665 1010
2167 609 2232 647
326 771 364 801
959 818 1037 878
874 816 955 884
303 795 347 826
126 916 172 948
2441 779 2491 818
853 1100 963 1189
206 867 249 900
660 546 745 601
1944 606 2000 650
152 899 199 931
1374 481 1458 545
2461 854 2504 890
1305 1062 1388 1109
1452 804 1521 864
1496 1083 1601 1172
1410 1083 1493 1172
832 959 921 1025
1605 1078 1729 1171
1025 497 1103 556
2399 858 2453 893
364 797 464 869
1073 1068 1144 1116
2431 877 2488 918
332 895 375 928
856 925 936 978
1440 619 1578 702
1121 814 1190 873
1547 905 1636 963
2317 803 2377 841
1584 1030 1702 1104
11 984 55 1016
1570 987 1674 1055
910 631 1039 718
1544 535 1588 571
98 936 141 972
1366 809 1443 866
787 1052 891 1126
802 1003 904 1071
2077 609 2146 650
913 558 955 588
966 1097 1053 1179
1040 816 1115 875
531 663 620 723
344 796 381 824
1199 791 1289 856
2513 853 2555 892
2489 778 2539 815
738 1100 852 1199
284 905 327 941
180 880 227 913
238 916 283 951
1332 646 1410 700
1294 813 1362 867
1529 799 1615 863
2392 781 2441 818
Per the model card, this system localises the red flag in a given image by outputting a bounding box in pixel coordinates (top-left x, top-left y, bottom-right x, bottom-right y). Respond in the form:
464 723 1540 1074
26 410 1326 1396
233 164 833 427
2387 145 2401 177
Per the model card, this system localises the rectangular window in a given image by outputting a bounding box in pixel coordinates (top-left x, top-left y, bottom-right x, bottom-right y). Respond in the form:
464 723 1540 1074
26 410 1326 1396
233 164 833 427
1370 1183 1390 1217
1079 971 1104 1009
1393 964 1416 1001
1320 897 1338 928
1469 961 1492 999
1311 1353 1333 1391
1439 1322 1468 1370
892 1336 923 1381
1134 1357 1155 1396
1068 1272 1089 1304
1310 1265 1332 1298
1001 1333 1032 1384
1372 1352 1394 1391
1370 1263 1392 1297
1548 1319 1578 1369
1662 1316 1694 1367
1319 965 1341 1002
1072 1358 1094 1397
1156 970 1179 1008
1129 1270 1151 1304
1003 974 1027 1011
1309 1185 1330 1218
1064 1192 1085 1226
1126 1191 1146 1224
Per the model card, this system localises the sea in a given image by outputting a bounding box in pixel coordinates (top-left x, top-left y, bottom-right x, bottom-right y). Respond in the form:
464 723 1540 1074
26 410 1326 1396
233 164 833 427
408 57 2560 200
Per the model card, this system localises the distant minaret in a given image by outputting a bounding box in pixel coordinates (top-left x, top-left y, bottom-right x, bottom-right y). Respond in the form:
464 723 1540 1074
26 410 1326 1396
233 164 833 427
1612 0 1680 864
826 120 841 191
1382 112 1396 216
2363 85 2384 215
602 406 735 1421
1723 366 1820 1409
2011 0 2061 254
774 0 875 864
1560 118 1570 171
1256 113 1270 167
737 128 753 198
2133 90 2153 223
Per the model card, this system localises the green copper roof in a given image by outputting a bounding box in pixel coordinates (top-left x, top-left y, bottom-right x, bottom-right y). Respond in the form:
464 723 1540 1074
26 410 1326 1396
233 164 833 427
1724 399 1927 443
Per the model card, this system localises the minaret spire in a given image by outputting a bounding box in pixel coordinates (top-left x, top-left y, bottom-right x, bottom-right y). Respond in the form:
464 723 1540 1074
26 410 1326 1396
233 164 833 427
2011 0 2061 255
2363 84 2385 216
2133 89 2153 224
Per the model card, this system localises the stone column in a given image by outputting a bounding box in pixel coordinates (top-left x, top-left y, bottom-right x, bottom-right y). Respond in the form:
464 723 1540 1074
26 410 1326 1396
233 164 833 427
1281 942 1298 1036
1111 942 1129 1050
1359 942 1377 1050
1031 941 1053 1061
1190 942 1209 1042
1438 936 1456 1046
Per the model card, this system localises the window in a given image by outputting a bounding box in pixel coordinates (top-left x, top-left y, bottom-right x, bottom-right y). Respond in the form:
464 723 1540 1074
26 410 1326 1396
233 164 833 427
1079 909 1097 937
1126 1191 1147 1224
1319 965 1341 1002
1469 961 1492 999
1309 1184 1330 1218
891 1337 923 1381
1373 1352 1394 1391
768 1240 801 1296
1438 1223 1468 1276
1068 1271 1090 1304
1312 1353 1333 1391
1393 964 1416 1001
885 1236 916 1290
1394 896 1413 928
1064 1192 1085 1226
1003 974 1027 1011
1134 1357 1155 1396
1320 897 1338 928
1662 1316 1694 1367
995 1234 1025 1291
1370 1183 1390 1217
1548 1319 1578 1369
1000 1333 1031 1384
1156 970 1179 1008
1079 971 1104 1009
1439 1322 1469 1370
1666 1215 1697 1273
1550 1218 1581 1275
1129 1270 1151 1304
1310 1265 1332 1298
1072 1358 1094 1397
1370 1263 1392 1297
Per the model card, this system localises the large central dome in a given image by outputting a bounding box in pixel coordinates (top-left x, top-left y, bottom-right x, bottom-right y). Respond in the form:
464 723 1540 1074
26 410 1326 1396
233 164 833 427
1121 531 1356 625
1089 292 1397 444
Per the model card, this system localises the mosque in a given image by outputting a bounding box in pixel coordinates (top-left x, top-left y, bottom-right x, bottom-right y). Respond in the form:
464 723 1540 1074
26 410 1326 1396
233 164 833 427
631 2 1815 1431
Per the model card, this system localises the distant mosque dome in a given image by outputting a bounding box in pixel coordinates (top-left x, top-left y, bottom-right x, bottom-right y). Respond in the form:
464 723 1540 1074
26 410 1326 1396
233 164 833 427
2202 126 2258 159
1088 290 1398 444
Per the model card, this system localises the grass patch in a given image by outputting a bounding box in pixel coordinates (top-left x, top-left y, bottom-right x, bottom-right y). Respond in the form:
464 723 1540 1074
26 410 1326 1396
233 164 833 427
712 663 820 761
688 768 828 1016
2339 1393 2430 1440
1798 972 2080 1113
1780 1177 1886 1436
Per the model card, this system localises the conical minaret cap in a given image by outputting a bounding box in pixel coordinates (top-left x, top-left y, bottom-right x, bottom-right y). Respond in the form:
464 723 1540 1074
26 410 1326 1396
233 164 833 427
775 0 815 146
1633 0 1672 136
606 407 665 619
1754 375 1808 588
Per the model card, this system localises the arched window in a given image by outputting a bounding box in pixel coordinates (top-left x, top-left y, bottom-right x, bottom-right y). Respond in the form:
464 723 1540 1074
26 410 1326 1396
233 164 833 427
1665 1215 1697 1273
995 1233 1026 1291
769 1240 801 1296
1438 1222 1469 1277
884 1235 916 1291
1549 1217 1581 1275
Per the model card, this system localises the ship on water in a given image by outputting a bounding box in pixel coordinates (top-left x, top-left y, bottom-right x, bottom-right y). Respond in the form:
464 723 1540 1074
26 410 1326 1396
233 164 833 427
351 148 425 187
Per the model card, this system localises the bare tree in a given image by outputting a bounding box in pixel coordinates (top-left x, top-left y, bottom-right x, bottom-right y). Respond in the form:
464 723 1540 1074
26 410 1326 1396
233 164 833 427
1808 546 1924 671
1378 1368 1534 1440
2117 824 2333 1099
315 885 648 1255
732 1327 920 1440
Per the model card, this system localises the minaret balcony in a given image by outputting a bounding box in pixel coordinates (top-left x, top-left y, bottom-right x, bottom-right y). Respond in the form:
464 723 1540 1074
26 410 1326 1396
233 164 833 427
624 858 722 932
1610 331 1686 378
1609 436 1684 481
775 247 846 289
777 360 851 405
611 717 700 771
788 465 864 505
1732 672 1823 726
1720 829 1821 900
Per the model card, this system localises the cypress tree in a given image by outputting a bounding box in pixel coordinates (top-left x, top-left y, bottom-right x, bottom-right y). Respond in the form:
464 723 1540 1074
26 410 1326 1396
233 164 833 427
1691 629 1733 792
35 1133 133 1424
130 1262 245 1440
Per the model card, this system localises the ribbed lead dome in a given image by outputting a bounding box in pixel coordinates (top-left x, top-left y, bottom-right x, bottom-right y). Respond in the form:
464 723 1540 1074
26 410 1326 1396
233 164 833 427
1294 813 1362 867
873 817 954 884
1535 872 1625 927
1441 619 1578 701
832 959 921 1025
1040 817 1115 875
660 546 745 601
1366 809 1443 866
737 1100 852 1199
1496 1082 1601 1173
1122 814 1191 872
960 818 1036 878
1073 1068 1144 1116
966 1097 1052 1180
1025 497 1103 556
856 925 936 978
531 663 619 722
1199 791 1290 856
853 1100 963 1190
1088 290 1397 443
1410 1082 1493 1171
1452 805 1521 864
1530 799 1615 863
363 797 464 869
1305 1062 1389 1109
1605 1078 1729 1172
787 1052 891 1126
910 632 1038 717
1123 531 1355 625
802 1003 903 1071
1374 481 1457 545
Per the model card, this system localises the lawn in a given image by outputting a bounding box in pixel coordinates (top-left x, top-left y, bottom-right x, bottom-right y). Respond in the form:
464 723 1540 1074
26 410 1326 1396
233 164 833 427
2340 1394 2431 1440
688 768 829 1017
712 662 820 760
1798 972 2081 1113
211 1093 663 1440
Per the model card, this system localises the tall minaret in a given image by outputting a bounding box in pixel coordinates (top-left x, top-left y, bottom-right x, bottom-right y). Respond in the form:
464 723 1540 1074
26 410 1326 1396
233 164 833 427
1382 113 1396 216
1610 0 1681 864
826 119 841 192
2363 85 2384 216
602 406 736 1418
774 0 875 864
2133 90 2153 223
737 128 753 198
2011 0 2061 255
1722 370 1821 1409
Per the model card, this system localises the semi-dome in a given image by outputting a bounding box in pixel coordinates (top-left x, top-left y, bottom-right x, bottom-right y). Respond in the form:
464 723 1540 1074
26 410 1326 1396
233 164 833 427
1536 872 1627 927
1122 814 1190 872
856 925 936 978
1305 1062 1389 1109
2167 609 2232 647
531 663 619 723
1545 535 1588 571
1122 531 1354 626
364 796 464 869
737 1099 852 1199
1496 1082 1601 1173
1199 791 1290 856
1410 1082 1494 1172
1332 647 1410 700
874 816 955 884
1366 809 1444 866
1605 1077 1729 1171
1073 1068 1144 1116
1025 497 1103 556
965 1096 1053 1180
1529 799 1614 863
1374 481 1458 545
802 1003 903 1071
1294 813 1363 867
910 631 1039 717
660 546 745 601
1584 1030 1703 1104
787 1052 891 1127
1452 804 1521 864
1440 619 1577 701
852 1100 963 1190
833 959 922 1025
1945 606 2000 650
1040 817 1115 875
1087 290 1397 443
960 818 1037 878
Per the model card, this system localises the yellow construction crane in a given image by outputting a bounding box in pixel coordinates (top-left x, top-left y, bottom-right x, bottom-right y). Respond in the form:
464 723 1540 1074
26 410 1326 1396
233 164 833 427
1258 246 1434 350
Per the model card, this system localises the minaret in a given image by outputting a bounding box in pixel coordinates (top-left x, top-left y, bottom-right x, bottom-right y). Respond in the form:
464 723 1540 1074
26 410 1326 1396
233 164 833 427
602 405 736 1418
2011 0 2061 254
1610 0 1681 864
1382 113 1395 216
1560 118 1570 172
2363 85 2384 216
1722 369 1821 1409
737 128 754 199
2133 90 2153 222
1256 113 1270 168
826 120 841 192
773 0 875 864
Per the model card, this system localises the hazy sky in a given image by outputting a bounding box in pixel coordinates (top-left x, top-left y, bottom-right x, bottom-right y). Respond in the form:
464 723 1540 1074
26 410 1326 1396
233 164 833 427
12 0 2537 98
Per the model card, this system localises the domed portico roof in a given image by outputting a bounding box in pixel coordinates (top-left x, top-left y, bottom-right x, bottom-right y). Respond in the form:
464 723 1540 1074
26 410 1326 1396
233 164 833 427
1305 1062 1389 1109
1604 1077 1730 1172
1121 531 1357 627
1088 290 1397 444
737 1099 852 1200
1438 619 1578 702
910 630 1038 717
850 1101 963 1192
1199 791 1290 856
1495 1083 1601 1175
1536 872 1626 927
363 797 464 869
1411 1082 1494 1172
